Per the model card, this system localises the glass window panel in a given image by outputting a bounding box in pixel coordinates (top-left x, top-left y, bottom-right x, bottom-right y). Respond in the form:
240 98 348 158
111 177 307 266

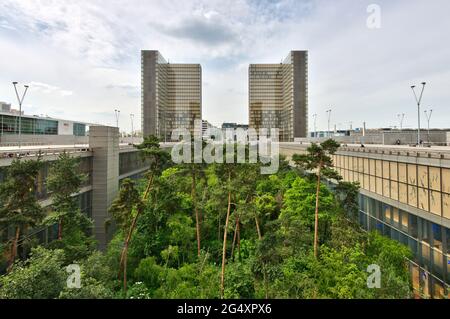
409 238 418 256
376 177 383 195
432 250 444 278
364 174 369 190
376 160 382 177
369 159 375 176
432 279 445 299
401 210 409 231
422 220 430 244
383 203 391 223
430 190 442 216
408 164 417 185
383 161 390 179
421 243 430 263
409 214 418 238
443 193 450 220
442 168 450 193
391 181 399 201
408 185 418 207
390 162 398 181
383 179 390 197
418 187 429 211
418 165 428 188
392 207 400 225
399 183 407 204
411 264 420 290
399 163 407 183
420 269 430 298
446 228 450 255
429 167 440 191
369 175 376 192
432 223 442 251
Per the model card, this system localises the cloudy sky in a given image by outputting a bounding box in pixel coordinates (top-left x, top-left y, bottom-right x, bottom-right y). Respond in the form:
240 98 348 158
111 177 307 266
0 0 449 133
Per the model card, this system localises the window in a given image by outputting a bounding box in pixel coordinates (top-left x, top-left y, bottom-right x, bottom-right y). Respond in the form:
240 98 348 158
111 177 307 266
383 204 391 223
432 223 442 251
421 219 430 244
446 228 450 255
400 210 409 231
409 215 418 238
392 207 400 224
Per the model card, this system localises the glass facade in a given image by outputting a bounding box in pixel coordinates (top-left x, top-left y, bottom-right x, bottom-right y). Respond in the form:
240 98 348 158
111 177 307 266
73 122 86 136
358 193 450 298
249 51 308 141
0 114 58 135
141 51 201 140
333 153 450 220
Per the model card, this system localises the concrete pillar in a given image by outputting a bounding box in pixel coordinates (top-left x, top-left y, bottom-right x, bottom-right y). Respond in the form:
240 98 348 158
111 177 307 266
89 126 119 250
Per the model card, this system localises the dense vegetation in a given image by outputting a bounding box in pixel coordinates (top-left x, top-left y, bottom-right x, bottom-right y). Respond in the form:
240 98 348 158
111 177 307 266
0 138 412 299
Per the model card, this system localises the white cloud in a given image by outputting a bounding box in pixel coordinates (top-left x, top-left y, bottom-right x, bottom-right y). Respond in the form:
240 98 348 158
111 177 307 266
29 81 73 97
0 0 449 132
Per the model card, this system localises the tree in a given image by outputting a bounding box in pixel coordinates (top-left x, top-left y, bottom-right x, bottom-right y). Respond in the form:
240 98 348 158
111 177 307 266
109 178 142 293
115 135 171 293
292 139 340 258
177 140 208 257
0 247 66 299
0 158 44 271
46 152 87 240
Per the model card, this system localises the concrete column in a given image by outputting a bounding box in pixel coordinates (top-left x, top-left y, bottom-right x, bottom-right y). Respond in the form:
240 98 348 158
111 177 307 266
89 126 119 250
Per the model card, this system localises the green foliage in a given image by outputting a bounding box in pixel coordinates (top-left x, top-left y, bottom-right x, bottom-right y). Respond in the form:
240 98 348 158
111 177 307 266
126 281 151 299
0 158 44 231
108 178 142 232
0 142 414 299
224 261 255 298
0 247 66 299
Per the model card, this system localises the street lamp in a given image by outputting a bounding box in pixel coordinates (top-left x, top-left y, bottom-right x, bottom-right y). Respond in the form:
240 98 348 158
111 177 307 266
114 109 120 129
397 113 405 131
312 113 317 138
12 82 29 149
424 109 433 143
130 113 134 145
411 82 426 145
326 109 332 137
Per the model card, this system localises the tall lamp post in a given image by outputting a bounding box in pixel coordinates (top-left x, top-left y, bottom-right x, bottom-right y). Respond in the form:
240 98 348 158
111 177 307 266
12 82 29 149
326 109 332 137
424 109 433 143
397 113 405 131
312 113 317 138
411 82 426 145
114 109 120 137
130 113 134 145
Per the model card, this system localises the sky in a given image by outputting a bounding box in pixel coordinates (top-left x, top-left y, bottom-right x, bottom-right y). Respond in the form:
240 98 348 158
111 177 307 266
0 0 449 133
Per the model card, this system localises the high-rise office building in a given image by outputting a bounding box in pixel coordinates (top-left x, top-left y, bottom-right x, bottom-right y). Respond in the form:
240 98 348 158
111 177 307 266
141 50 202 140
249 51 308 141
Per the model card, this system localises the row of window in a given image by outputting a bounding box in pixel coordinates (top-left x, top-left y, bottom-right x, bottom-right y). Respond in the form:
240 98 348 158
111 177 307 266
358 194 450 289
0 115 58 135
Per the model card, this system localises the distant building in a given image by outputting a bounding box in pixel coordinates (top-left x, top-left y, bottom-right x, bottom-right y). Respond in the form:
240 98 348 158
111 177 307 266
141 50 202 141
0 102 11 113
0 111 87 137
221 123 249 142
249 51 308 141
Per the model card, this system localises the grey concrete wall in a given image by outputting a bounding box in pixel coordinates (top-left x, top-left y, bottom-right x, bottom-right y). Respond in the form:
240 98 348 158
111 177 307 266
89 125 119 250
0 134 88 146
